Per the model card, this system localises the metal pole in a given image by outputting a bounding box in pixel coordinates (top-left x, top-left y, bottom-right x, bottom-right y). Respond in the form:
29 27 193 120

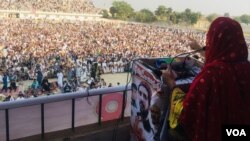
71 99 75 132
41 103 45 139
5 109 9 141
98 95 102 125
121 91 126 121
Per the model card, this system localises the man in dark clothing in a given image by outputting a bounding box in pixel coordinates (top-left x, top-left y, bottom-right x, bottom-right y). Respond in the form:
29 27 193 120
41 77 50 93
63 81 72 93
36 70 43 85
9 72 17 92
2 74 8 92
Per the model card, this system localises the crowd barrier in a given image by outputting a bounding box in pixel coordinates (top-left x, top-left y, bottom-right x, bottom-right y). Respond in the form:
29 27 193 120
0 85 131 141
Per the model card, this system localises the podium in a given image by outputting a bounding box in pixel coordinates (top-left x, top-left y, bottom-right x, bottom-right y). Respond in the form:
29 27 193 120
130 57 203 141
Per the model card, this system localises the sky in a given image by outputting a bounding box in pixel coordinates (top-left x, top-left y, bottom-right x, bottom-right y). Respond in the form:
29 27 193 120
92 0 250 16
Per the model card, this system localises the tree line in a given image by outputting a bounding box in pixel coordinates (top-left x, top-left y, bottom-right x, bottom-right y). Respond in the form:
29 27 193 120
101 1 250 25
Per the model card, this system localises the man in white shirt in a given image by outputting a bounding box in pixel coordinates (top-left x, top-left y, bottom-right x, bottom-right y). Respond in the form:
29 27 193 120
75 65 82 86
57 70 64 88
16 92 25 101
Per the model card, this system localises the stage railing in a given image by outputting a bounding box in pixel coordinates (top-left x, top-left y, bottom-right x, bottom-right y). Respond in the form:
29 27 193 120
0 85 131 141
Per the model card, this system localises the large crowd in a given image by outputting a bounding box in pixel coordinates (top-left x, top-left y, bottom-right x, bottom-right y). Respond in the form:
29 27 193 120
0 18 207 102
0 0 210 102
0 0 100 14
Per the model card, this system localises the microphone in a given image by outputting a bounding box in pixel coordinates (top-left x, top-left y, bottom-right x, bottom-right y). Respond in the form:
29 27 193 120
137 47 205 79
156 46 205 79
169 46 206 66
169 46 205 79
157 46 205 70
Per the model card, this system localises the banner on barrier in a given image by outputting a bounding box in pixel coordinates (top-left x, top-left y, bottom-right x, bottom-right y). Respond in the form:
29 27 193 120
130 61 165 141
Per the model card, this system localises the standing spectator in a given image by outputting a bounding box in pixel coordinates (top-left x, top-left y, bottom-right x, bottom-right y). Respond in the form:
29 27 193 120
36 70 43 86
1 73 8 93
57 70 64 88
4 94 15 102
67 67 75 82
75 65 82 86
9 72 17 92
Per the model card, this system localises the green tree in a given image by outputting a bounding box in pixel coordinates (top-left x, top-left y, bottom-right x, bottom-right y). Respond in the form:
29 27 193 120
169 12 177 23
166 8 173 15
170 12 182 24
102 9 109 18
109 1 134 20
109 6 118 18
183 8 192 22
234 16 241 22
155 6 173 21
177 9 201 24
184 9 192 17
155 5 167 20
206 13 219 22
135 9 156 23
165 7 173 21
190 12 201 24
240 14 250 25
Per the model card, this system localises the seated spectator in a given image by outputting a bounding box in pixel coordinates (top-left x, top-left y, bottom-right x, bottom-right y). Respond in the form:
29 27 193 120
4 94 15 102
63 81 72 93
42 77 51 93
31 79 39 89
16 92 25 101
76 87 86 92
108 83 112 87
71 77 78 92
87 77 95 89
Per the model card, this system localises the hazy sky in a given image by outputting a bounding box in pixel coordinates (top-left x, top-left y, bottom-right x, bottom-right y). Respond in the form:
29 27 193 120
92 0 250 16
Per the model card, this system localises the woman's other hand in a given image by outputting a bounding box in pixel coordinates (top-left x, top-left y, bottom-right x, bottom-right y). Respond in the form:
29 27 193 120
161 65 177 90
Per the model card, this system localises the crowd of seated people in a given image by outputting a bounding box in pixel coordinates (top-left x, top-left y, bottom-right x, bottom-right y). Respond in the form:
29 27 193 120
0 0 100 14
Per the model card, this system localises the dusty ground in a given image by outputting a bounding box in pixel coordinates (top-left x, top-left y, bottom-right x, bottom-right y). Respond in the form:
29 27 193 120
100 73 131 86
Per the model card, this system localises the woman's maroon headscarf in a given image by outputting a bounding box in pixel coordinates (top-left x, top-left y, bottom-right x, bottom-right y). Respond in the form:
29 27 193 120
179 17 250 141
